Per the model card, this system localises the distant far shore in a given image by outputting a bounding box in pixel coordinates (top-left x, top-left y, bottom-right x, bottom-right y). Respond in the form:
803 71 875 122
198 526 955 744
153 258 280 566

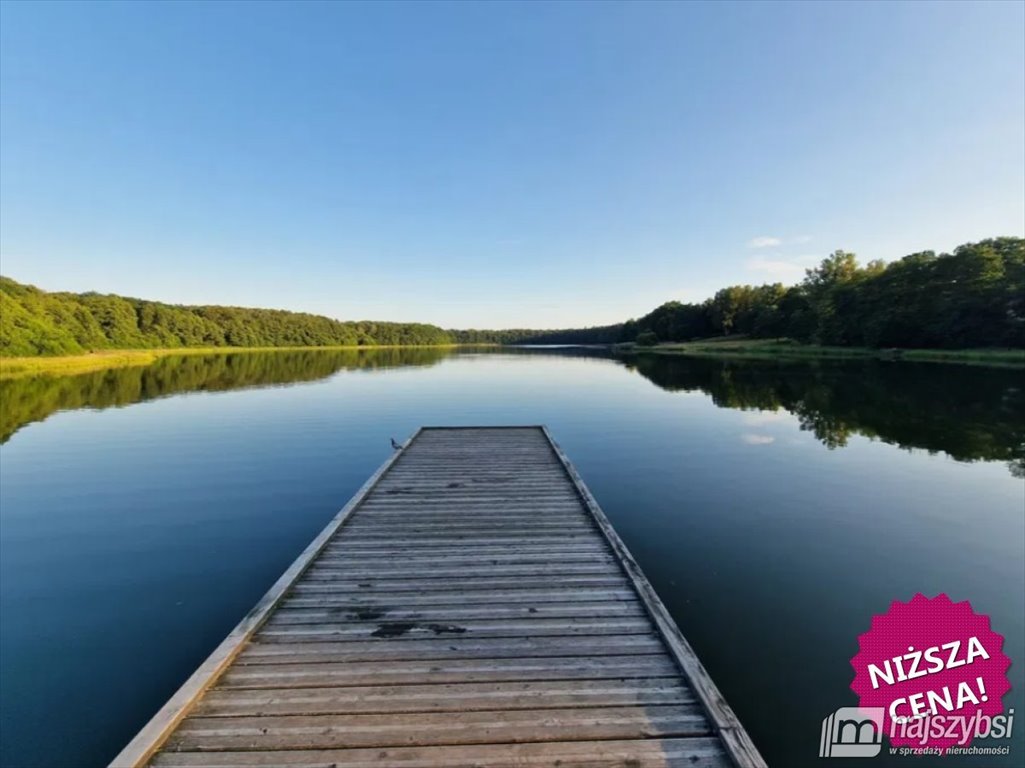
615 338 1025 367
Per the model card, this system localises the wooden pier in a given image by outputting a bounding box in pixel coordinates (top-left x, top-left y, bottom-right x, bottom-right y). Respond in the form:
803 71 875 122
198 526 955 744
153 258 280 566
113 426 765 768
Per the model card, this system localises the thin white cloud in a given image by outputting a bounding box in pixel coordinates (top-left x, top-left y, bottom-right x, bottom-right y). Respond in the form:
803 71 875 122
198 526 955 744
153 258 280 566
747 234 812 249
742 410 792 426
741 433 776 445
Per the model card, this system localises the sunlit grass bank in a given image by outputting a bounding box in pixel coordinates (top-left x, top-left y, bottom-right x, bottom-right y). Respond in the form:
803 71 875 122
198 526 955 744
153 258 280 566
0 351 162 379
0 345 468 380
616 338 1025 367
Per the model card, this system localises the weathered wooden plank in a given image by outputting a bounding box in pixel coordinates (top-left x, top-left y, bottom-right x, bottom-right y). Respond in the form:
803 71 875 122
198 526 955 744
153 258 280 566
386 461 563 466
392 449 556 454
357 512 584 521
319 535 602 549
312 553 617 570
339 524 596 535
164 704 710 751
275 602 643 618
366 487 578 494
348 502 584 512
355 508 587 517
218 655 678 689
193 678 695 717
398 442 553 446
313 553 610 567
331 532 596 541
374 480 572 488
344 514 590 524
396 455 555 461
348 498 576 508
381 477 564 481
316 555 610 567
238 634 666 663
151 736 731 767
296 571 629 583
319 542 607 556
385 454 561 460
287 575 632 591
366 486 574 492
389 447 556 453
252 629 657 645
309 554 618 568
367 493 573 499
283 587 638 605
324 539 601 550
267 602 645 625
370 482 579 490
255 616 657 641
355 513 584 521
336 532 595 542
353 505 588 515
303 563 623 579
307 562 619 575
346 513 588 522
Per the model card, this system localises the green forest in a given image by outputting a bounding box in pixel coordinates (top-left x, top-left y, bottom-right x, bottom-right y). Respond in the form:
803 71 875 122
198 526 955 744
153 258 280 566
0 277 453 356
2 237 1022 356
453 237 1025 349
621 237 1024 349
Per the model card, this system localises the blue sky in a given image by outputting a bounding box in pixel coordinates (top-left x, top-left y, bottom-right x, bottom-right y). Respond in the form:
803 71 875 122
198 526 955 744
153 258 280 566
1 1 1023 328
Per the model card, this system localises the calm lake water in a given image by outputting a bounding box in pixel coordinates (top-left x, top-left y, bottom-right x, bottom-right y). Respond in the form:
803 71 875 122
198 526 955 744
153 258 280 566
1 347 1022 767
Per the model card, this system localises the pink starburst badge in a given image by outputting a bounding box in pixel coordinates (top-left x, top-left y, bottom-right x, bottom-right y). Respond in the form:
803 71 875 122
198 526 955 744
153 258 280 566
850 593 1012 751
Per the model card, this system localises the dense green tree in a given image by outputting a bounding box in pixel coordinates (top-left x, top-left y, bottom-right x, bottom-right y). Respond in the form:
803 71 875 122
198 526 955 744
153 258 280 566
625 301 711 342
0 277 454 355
623 238 1024 349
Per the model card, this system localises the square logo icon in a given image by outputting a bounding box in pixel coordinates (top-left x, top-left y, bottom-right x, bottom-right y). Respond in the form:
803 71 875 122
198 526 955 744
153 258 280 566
820 707 884 758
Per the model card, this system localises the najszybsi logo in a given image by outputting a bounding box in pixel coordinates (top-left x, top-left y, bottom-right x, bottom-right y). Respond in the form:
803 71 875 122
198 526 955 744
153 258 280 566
819 707 1016 758
819 707 884 757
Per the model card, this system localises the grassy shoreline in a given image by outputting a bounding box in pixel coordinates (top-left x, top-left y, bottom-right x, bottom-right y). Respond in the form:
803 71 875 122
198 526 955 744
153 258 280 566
614 338 1025 367
0 345 475 380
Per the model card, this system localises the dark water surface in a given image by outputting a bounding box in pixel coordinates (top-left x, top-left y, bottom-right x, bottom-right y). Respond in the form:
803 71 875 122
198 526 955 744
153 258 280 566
1 348 1022 767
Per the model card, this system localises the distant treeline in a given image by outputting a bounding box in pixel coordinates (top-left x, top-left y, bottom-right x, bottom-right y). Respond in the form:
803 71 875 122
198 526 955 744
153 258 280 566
623 238 1024 349
449 325 623 345
2 237 1022 356
455 237 1024 349
0 277 453 356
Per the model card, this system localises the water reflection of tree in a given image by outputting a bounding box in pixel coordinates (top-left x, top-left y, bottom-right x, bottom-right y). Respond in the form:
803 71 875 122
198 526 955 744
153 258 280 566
3 349 1022 478
624 355 1024 477
0 348 451 442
